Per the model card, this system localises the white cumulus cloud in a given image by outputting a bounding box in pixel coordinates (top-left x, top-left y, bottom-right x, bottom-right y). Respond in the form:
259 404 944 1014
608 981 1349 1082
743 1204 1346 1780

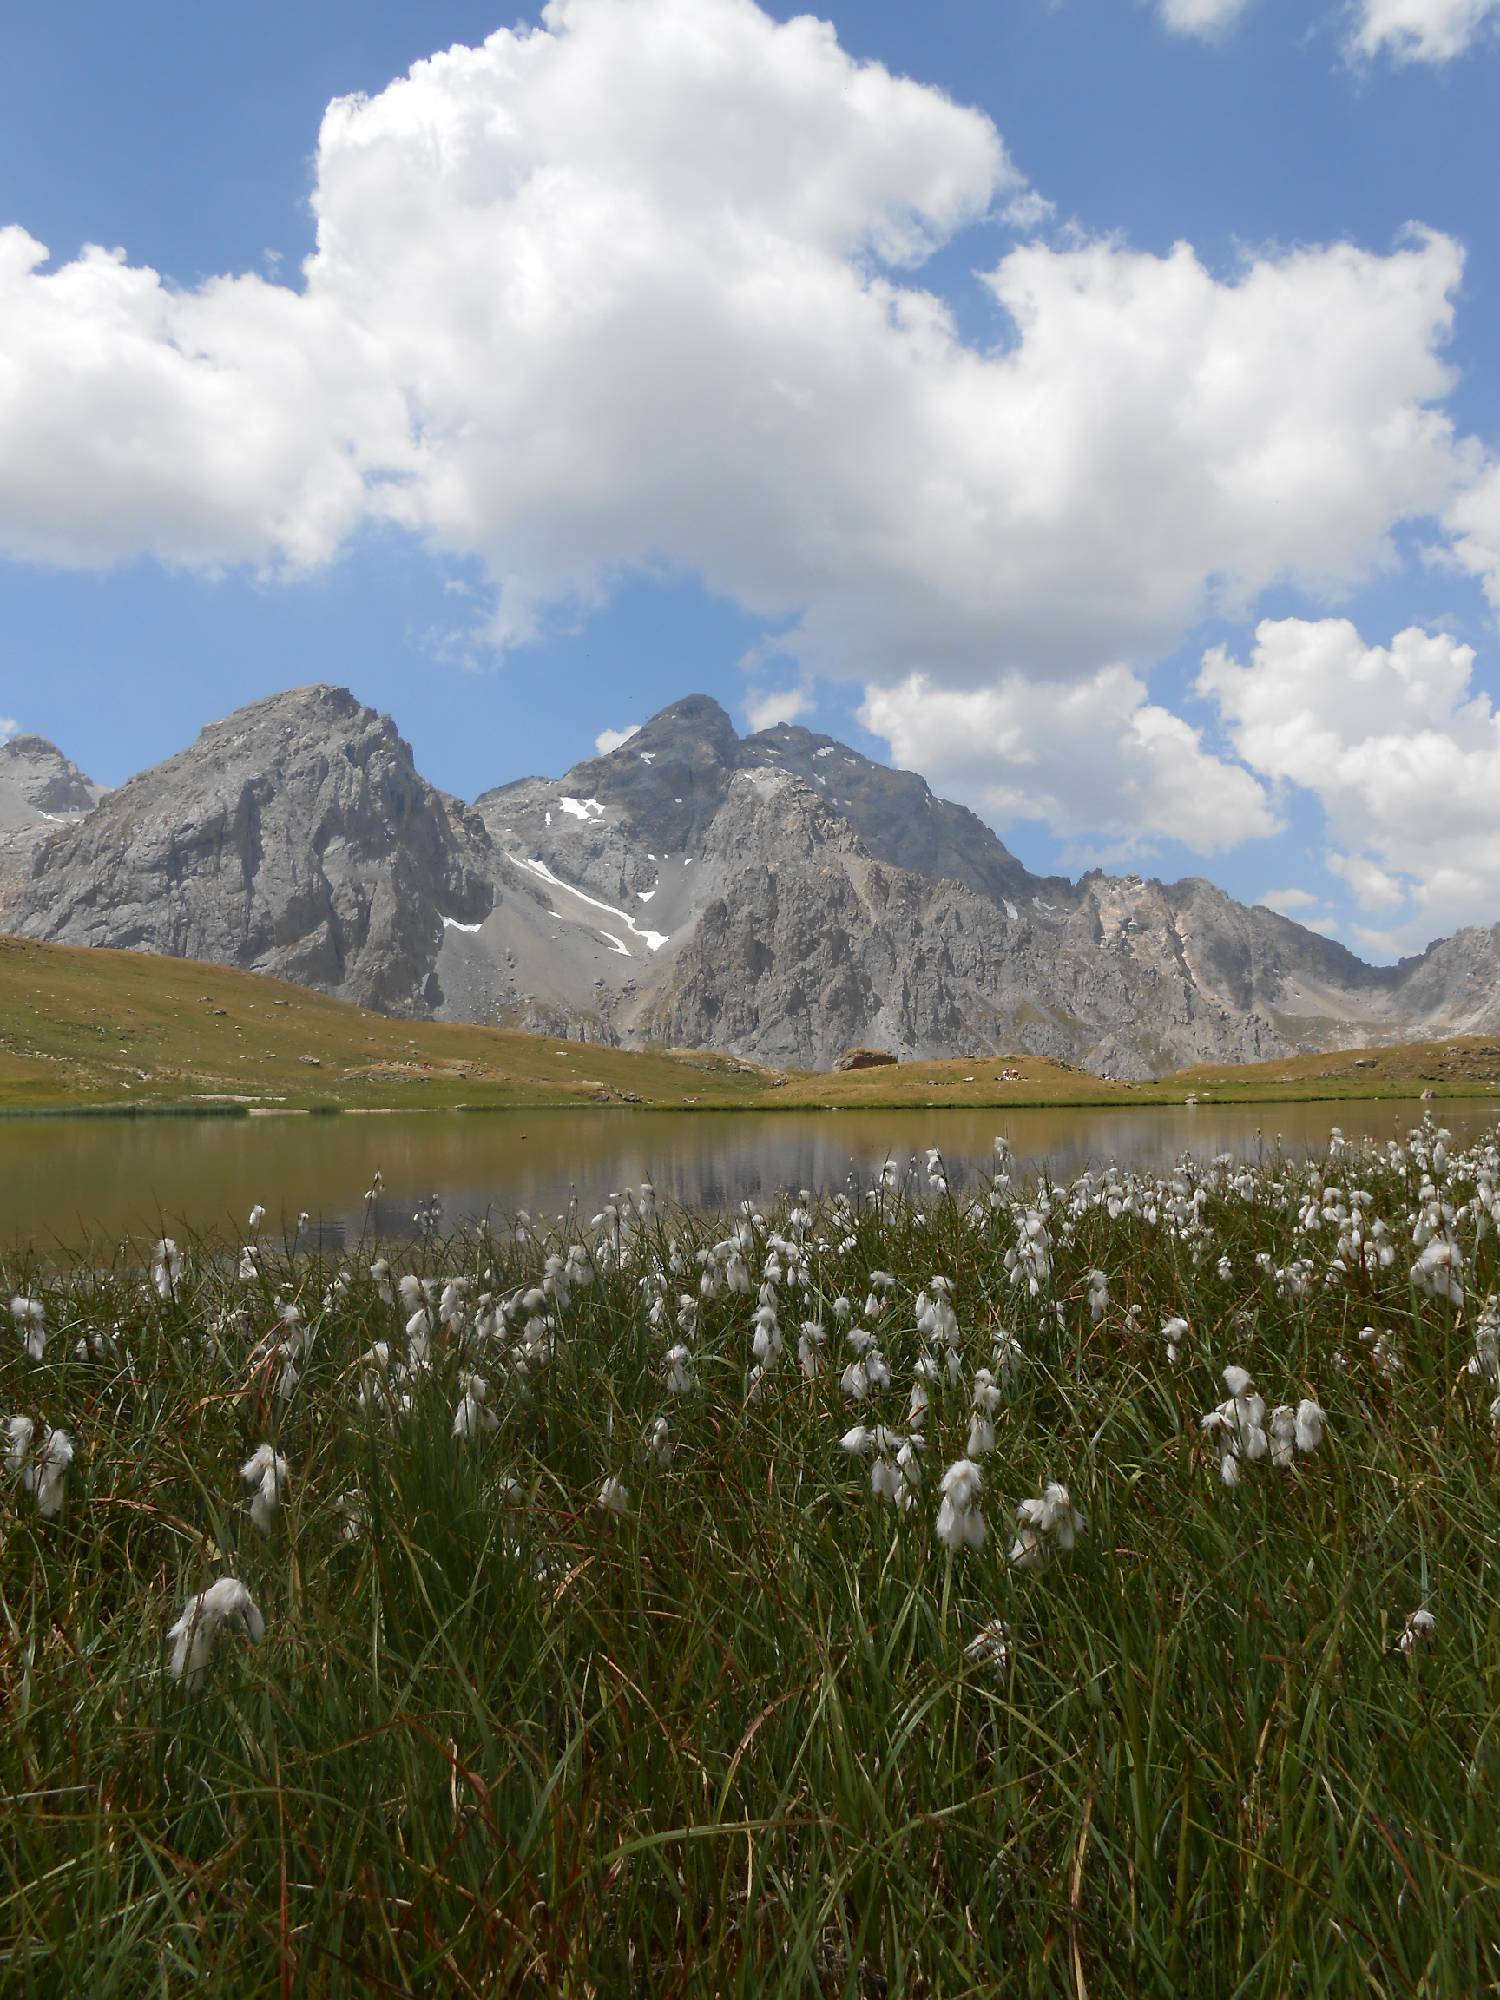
594 724 640 755
0 717 17 744
1444 461 1500 614
0 0 1473 678
859 668 1279 853
1351 0 1500 63
0 0 1490 875
1200 618 1500 946
744 685 812 732
1157 0 1254 37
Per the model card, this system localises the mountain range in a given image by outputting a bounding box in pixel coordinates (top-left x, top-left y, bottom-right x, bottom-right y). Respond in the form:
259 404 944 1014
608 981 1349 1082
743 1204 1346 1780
1 685 1496 1078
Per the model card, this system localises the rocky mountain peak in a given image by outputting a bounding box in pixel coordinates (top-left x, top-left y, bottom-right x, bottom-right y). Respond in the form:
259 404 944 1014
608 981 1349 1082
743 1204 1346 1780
9 684 492 1014
0 733 103 828
740 715 1044 906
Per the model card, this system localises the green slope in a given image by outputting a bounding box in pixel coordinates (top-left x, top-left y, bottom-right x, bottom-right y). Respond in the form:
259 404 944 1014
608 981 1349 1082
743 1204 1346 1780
4 933 1497 1112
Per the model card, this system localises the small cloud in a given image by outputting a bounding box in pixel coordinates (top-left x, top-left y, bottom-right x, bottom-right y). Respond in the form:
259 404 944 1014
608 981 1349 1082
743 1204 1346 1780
1348 0 1500 66
1328 849 1408 911
0 717 16 744
1257 886 1320 914
1156 0 1254 34
595 724 640 755
744 685 811 732
1351 923 1409 961
1000 190 1056 232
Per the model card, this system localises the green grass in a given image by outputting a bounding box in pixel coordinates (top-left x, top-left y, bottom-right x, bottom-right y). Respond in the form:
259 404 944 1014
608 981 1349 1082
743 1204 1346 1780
0 934 774 1112
5 931 1500 1116
3 1123 1500 1991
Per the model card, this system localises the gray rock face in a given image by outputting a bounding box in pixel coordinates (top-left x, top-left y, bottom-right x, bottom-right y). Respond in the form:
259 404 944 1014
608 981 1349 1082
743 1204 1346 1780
0 734 104 914
10 687 494 1014
9 685 1499 1075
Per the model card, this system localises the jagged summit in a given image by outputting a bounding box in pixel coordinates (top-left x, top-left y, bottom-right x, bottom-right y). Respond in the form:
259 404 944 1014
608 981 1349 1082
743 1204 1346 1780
0 732 102 826
0 732 105 910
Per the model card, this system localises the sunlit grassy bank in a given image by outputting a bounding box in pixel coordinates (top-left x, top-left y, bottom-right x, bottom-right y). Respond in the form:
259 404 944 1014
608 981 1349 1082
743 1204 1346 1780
5 933 1500 1115
4 1121 1499 1992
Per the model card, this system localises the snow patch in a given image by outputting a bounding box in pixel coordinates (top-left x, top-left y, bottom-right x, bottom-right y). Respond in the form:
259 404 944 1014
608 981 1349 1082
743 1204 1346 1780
1004 900 1018 921
510 853 670 952
637 889 656 902
442 915 485 934
813 745 835 759
558 796 604 822
639 752 656 764
599 931 631 957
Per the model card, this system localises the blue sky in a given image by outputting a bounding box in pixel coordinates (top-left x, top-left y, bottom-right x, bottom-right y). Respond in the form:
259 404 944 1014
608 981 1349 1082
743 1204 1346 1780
2 0 1498 956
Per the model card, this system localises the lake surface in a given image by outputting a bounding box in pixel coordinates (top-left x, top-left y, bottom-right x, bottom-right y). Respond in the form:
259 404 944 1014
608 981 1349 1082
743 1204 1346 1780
3 1098 1498 1257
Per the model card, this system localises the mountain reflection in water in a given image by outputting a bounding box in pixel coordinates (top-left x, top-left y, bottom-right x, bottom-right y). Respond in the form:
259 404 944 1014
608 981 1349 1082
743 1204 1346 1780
5 1099 1498 1259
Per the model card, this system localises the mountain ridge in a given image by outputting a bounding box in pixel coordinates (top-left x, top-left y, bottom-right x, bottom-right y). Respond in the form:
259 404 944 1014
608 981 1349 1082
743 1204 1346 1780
4 683 1496 1077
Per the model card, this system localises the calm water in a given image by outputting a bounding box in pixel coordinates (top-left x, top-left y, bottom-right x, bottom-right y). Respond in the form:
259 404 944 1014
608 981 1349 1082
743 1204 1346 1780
2 1098 1498 1257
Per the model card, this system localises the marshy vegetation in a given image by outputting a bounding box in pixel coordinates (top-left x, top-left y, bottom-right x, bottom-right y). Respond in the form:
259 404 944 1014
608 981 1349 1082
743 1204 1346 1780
4 1123 1499 1992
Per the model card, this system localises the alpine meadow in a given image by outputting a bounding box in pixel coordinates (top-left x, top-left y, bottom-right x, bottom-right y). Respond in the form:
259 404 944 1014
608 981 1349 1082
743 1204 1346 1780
7 0 1500 1990
5 1119 1500 1990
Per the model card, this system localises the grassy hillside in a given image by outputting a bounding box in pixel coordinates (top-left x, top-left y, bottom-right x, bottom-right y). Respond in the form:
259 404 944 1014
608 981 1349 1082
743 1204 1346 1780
3 933 1499 1112
0 936 771 1111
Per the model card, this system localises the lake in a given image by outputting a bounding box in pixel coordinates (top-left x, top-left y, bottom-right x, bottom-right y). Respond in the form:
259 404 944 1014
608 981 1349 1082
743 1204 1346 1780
2 1097 1497 1257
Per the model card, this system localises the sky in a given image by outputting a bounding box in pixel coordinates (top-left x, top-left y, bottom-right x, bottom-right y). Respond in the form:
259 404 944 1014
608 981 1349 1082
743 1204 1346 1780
2 0 1500 960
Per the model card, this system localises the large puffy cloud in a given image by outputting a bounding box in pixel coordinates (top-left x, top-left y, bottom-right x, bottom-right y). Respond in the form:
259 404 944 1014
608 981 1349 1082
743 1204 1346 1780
0 0 1474 678
0 0 1491 878
1199 619 1500 947
859 668 1279 852
0 229 408 570
1351 0 1500 62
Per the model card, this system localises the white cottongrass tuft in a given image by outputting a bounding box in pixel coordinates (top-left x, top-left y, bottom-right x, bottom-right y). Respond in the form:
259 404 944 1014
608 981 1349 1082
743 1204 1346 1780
841 1424 922 1508
167 1577 266 1687
1201 1365 1269 1484
1397 1606 1436 1656
645 1415 672 1466
1009 1481 1086 1569
151 1239 185 1300
1205 1367 1326 1479
452 1373 498 1440
963 1618 1012 1672
5 1415 35 1475
11 1296 45 1361
240 1444 290 1535
597 1476 631 1515
935 1457 985 1551
7 1419 74 1517
967 1368 1004 1456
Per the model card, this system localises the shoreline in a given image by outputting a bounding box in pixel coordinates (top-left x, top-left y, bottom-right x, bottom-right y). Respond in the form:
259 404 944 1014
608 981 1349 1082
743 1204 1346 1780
2 1080 1498 1121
